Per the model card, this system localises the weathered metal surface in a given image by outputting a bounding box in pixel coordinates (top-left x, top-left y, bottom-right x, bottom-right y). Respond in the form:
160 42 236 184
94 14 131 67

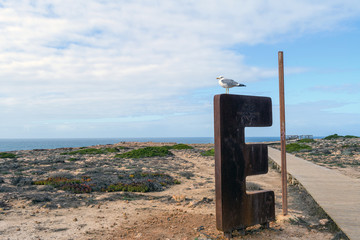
214 94 275 233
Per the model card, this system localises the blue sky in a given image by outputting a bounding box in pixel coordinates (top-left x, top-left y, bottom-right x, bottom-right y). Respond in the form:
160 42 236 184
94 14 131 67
1 0 360 138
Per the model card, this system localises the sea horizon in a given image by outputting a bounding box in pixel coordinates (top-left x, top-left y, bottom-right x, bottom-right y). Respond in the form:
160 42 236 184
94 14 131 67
0 136 284 152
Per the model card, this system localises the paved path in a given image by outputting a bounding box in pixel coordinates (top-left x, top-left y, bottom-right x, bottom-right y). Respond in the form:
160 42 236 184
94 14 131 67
268 147 360 240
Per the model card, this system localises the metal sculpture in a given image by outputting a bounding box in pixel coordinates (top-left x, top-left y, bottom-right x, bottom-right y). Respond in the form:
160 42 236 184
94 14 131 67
214 94 275 236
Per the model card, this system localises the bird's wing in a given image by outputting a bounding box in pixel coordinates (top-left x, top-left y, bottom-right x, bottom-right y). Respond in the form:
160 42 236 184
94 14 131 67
222 79 239 85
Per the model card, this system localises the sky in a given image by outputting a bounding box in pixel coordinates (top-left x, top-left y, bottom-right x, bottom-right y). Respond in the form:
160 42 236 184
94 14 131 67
1 0 360 138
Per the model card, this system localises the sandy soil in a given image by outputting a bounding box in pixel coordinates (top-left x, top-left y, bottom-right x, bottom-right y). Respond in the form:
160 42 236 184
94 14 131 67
0 142 346 239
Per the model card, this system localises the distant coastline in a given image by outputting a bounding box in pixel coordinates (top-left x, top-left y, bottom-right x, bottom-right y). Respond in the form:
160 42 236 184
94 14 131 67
0 137 283 152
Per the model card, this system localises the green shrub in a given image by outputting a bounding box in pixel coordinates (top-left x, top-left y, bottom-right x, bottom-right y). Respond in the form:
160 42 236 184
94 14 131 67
344 135 359 138
0 152 17 158
286 143 312 153
114 146 173 159
106 182 149 193
33 177 92 193
341 144 359 149
60 183 92 193
169 144 193 150
201 149 215 156
324 134 359 140
110 171 179 192
104 148 119 153
297 139 315 143
324 134 342 140
33 171 178 194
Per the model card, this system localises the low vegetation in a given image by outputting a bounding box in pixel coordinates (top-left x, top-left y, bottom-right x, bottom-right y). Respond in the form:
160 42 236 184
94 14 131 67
324 134 342 140
341 144 359 148
108 171 180 192
106 182 150 193
61 147 123 155
114 144 193 159
324 134 359 140
344 135 359 138
169 144 193 150
33 176 92 194
201 149 215 156
286 143 312 153
33 171 180 194
115 146 173 159
0 152 17 158
297 139 315 143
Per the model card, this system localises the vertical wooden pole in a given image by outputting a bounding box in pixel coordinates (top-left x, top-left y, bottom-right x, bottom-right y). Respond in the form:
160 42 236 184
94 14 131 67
278 51 288 215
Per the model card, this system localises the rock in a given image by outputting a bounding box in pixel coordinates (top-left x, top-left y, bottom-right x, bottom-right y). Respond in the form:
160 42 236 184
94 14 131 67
319 218 329 225
172 195 186 202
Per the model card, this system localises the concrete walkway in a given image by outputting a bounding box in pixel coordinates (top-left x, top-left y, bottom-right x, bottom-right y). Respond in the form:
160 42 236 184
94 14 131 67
268 147 360 240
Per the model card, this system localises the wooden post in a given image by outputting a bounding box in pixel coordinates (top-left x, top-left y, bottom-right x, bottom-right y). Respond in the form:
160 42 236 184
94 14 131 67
278 51 288 215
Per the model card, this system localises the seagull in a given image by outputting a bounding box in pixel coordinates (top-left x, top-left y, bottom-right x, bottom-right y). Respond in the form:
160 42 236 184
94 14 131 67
217 76 246 94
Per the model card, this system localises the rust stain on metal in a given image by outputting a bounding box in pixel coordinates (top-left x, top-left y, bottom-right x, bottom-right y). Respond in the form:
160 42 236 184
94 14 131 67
214 94 275 234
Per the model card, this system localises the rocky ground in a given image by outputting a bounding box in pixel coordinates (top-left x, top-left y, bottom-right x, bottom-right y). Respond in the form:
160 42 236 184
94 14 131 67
0 141 349 239
272 137 360 179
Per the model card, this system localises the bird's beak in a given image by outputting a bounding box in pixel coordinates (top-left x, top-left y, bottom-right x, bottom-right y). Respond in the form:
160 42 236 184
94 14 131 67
216 77 220 79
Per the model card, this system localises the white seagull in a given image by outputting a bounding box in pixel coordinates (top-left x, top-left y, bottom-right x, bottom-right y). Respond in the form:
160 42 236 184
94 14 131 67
217 76 246 94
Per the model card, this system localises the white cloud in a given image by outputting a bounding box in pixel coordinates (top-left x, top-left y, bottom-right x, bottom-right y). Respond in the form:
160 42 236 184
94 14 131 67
1 0 360 137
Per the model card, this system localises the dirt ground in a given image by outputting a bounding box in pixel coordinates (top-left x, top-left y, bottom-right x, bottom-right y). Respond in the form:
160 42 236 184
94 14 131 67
0 142 347 239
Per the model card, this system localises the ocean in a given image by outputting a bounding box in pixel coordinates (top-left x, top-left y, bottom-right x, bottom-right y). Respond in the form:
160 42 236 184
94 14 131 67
0 137 280 152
